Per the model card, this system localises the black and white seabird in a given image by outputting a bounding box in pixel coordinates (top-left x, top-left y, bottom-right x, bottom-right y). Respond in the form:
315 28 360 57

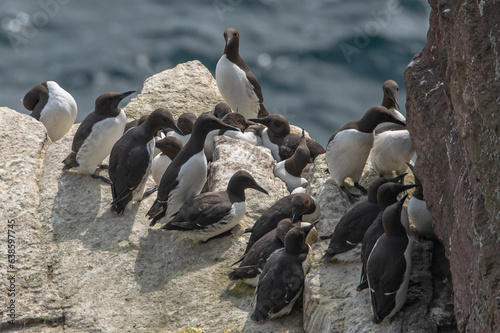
371 80 414 176
244 193 317 255
151 136 183 186
166 112 197 146
62 91 134 180
367 194 412 324
357 182 416 291
230 219 318 286
273 129 311 192
215 28 269 119
406 163 435 238
23 81 77 142
229 218 294 286
249 114 325 162
325 105 406 203
109 108 181 214
161 170 268 242
323 173 407 260
251 225 315 322
147 114 239 226
204 112 262 161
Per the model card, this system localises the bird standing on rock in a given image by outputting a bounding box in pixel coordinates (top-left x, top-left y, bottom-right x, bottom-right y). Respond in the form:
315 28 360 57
244 193 317 255
367 195 412 324
358 182 417 291
371 80 415 176
326 105 406 203
109 108 182 215
323 173 407 260
151 136 183 186
23 81 77 142
250 114 325 162
215 27 269 119
251 224 316 322
62 91 134 182
273 129 311 192
147 114 240 226
161 170 268 242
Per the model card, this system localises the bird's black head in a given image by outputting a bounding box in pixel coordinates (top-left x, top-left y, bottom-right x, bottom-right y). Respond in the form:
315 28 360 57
223 27 240 55
249 114 290 137
95 90 134 116
213 102 232 119
177 113 197 134
290 193 316 222
227 170 268 197
382 79 400 109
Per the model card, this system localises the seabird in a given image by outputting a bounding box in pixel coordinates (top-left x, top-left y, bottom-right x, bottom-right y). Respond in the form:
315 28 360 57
23 81 77 142
215 28 269 119
251 224 315 322
273 129 311 192
244 193 317 255
161 170 268 242
109 108 181 214
146 114 239 226
151 136 183 186
406 163 435 238
62 91 134 182
323 173 407 260
249 114 325 162
367 195 412 323
325 105 406 203
357 182 416 291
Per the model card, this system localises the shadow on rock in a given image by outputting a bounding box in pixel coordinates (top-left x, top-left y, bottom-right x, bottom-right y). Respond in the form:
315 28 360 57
51 171 102 242
82 205 139 251
134 226 240 293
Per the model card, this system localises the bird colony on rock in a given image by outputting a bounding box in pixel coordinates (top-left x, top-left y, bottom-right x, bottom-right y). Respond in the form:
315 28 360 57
20 27 434 327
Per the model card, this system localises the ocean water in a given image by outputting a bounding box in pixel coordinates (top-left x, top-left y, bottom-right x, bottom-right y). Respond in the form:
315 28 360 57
0 0 430 145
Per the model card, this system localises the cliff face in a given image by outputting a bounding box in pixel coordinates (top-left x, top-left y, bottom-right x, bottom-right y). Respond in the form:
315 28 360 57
404 1 500 332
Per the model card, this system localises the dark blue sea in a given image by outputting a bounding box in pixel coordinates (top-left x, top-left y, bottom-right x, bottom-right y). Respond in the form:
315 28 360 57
0 0 429 145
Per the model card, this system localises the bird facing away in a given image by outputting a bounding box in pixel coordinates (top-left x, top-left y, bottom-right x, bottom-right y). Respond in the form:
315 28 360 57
367 194 412 324
215 28 269 119
325 105 406 203
161 170 268 242
251 224 316 322
357 182 417 291
249 114 325 162
62 91 134 181
146 114 239 226
323 173 407 260
23 81 77 142
109 108 181 214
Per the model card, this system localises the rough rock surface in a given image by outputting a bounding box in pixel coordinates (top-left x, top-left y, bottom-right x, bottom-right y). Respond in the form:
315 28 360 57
124 60 225 120
404 1 500 332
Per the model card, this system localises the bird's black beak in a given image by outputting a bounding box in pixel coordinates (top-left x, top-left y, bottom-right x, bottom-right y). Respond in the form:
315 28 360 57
391 173 408 184
395 98 400 110
120 91 135 100
224 124 241 132
172 125 184 136
252 183 269 195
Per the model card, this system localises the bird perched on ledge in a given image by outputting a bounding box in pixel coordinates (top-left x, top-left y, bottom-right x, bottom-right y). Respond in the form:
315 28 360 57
62 91 134 182
23 81 77 142
161 170 268 242
215 27 269 119
326 105 406 203
147 114 240 226
109 108 182 214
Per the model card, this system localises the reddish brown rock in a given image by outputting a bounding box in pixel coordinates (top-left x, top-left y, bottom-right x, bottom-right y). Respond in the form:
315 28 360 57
405 1 500 332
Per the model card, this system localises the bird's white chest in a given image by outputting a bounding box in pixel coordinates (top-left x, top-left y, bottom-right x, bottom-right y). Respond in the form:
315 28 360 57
261 128 281 161
152 154 173 186
39 81 78 141
216 55 260 119
326 129 373 184
75 111 126 175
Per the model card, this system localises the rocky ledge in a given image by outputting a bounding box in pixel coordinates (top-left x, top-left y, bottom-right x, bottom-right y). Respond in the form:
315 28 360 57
1 60 454 332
